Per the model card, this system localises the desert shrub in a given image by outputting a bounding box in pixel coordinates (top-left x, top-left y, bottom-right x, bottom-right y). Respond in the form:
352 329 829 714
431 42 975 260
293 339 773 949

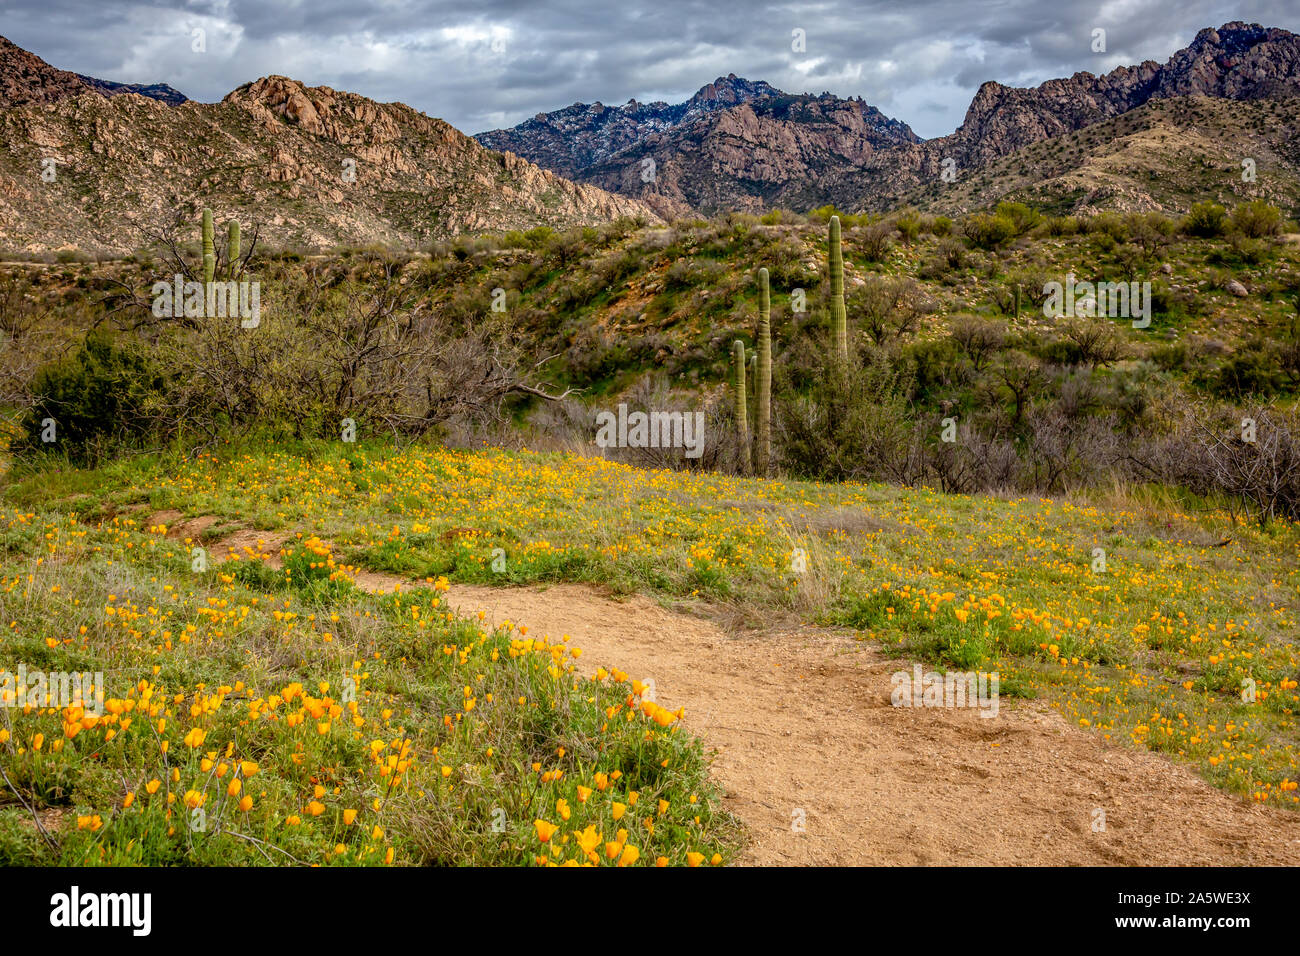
851 276 930 346
664 257 726 292
807 205 844 225
994 201 1041 237
762 238 812 288
1050 316 1126 369
857 221 895 261
1228 200 1284 238
1083 211 1127 242
1122 212 1175 259
16 331 170 461
1183 202 1228 238
1164 405 1300 525
1148 280 1206 323
1023 405 1121 492
564 326 627 386
949 316 1007 372
962 202 1039 249
1150 338 1215 376
918 244 967 282
777 349 920 482
962 212 1015 250
892 209 922 245
598 374 728 472
501 226 554 249
906 336 972 397
990 351 1045 425
1207 234 1275 266
1042 215 1080 236
927 423 1021 493
1211 340 1286 399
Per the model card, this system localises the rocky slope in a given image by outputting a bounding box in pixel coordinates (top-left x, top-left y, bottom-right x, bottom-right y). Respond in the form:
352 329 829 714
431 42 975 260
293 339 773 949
476 74 784 181
0 34 186 108
0 57 655 252
932 22 1300 174
478 22 1300 215
898 94 1300 216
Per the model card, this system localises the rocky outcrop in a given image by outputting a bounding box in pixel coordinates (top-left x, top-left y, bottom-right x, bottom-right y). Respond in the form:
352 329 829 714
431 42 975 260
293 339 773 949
580 92 922 214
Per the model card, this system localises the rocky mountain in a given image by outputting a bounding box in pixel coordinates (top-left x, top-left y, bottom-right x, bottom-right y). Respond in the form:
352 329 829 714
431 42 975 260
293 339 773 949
933 22 1300 174
477 22 1300 216
74 74 188 106
476 74 783 181
0 34 186 108
0 43 655 253
477 75 920 216
897 94 1300 217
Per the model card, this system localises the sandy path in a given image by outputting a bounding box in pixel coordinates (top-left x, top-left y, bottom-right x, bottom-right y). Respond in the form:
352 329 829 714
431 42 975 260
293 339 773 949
443 581 1300 866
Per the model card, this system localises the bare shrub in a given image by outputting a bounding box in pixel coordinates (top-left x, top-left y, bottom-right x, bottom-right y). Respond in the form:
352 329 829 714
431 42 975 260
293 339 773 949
1192 406 1300 526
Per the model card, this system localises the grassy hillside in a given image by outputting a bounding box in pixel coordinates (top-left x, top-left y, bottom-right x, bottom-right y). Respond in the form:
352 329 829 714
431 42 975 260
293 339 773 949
6 205 1299 403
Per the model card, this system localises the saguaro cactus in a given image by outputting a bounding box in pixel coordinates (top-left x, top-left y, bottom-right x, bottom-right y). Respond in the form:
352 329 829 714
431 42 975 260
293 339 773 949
829 215 847 361
201 207 215 285
227 220 241 279
732 340 749 472
747 352 757 434
756 266 772 476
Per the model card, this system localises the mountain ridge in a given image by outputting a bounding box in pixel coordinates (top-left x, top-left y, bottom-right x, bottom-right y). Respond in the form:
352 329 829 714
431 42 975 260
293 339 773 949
0 57 656 253
476 22 1300 215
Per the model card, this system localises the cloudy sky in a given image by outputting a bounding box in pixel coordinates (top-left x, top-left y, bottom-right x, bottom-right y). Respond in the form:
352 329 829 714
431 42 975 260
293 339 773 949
3 1 1297 138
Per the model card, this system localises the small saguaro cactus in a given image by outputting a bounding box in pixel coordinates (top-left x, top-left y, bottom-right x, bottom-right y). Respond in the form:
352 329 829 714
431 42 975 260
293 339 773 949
201 207 215 285
829 214 847 361
227 219 241 279
755 266 772 476
732 339 749 472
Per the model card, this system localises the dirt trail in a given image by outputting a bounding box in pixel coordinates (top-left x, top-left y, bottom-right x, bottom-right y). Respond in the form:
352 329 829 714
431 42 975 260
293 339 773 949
442 582 1300 866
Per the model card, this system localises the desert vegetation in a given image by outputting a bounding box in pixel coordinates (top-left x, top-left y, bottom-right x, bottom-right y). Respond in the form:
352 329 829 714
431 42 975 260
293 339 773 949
2 191 1300 867
5 199 1299 522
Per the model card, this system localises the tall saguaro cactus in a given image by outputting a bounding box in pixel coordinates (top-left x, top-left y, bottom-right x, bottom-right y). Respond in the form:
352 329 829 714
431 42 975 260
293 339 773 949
227 220 241 279
732 340 749 472
829 215 847 361
201 207 215 285
756 266 772 476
